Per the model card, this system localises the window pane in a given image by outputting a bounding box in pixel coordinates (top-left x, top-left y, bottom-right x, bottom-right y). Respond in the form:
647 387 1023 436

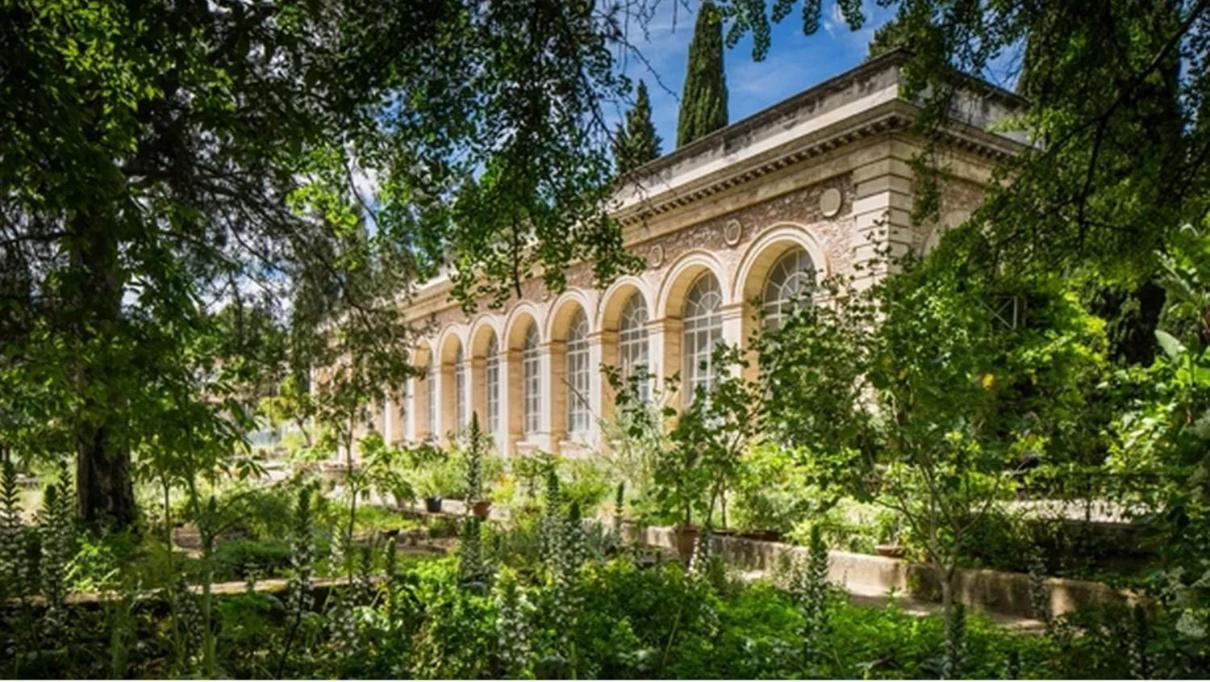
566 309 590 435
618 292 649 401
681 273 723 407
523 323 541 436
454 346 466 432
761 248 815 329
485 334 500 436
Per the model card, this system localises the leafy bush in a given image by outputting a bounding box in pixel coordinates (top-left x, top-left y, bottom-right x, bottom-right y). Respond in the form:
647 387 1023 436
212 539 293 581
729 442 815 533
559 457 613 515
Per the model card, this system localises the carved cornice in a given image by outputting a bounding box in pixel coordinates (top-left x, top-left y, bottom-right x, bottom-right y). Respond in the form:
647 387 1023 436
614 102 1023 229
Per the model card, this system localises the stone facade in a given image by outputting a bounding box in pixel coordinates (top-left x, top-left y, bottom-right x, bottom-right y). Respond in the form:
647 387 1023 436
365 51 1025 457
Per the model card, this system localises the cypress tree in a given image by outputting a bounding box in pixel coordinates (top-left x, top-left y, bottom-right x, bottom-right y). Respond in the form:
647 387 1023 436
867 17 911 59
676 2 728 147
613 80 663 174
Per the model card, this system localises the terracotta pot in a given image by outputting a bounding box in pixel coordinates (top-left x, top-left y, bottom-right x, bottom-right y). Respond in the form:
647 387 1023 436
472 500 492 520
673 525 699 563
875 543 906 558
424 497 443 513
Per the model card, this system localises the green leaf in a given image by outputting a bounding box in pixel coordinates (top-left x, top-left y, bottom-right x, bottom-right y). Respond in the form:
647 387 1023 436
1156 330 1187 362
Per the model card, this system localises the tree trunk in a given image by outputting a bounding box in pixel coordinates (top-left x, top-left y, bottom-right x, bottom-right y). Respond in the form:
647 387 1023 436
939 565 962 680
76 425 135 528
70 206 136 529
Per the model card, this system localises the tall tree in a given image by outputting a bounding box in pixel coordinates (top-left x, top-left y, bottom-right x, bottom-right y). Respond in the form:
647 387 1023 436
0 0 644 527
677 1 729 147
866 16 913 58
613 80 663 174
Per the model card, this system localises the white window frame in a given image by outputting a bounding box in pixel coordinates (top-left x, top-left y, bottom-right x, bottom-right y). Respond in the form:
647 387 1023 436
565 309 591 436
618 292 650 401
761 248 816 329
454 346 467 432
682 273 723 407
522 324 541 437
485 334 500 437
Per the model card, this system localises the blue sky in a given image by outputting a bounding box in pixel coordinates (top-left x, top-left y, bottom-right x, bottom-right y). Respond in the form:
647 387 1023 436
606 1 902 149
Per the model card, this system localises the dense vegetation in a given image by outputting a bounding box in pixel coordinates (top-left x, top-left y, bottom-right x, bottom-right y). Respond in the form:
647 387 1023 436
3 0 1210 678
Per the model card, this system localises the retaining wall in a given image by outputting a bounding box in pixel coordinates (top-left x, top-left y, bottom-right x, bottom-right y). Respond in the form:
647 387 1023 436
624 524 1138 620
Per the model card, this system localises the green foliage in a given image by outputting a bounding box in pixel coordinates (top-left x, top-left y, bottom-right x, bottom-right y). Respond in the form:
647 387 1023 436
613 80 662 174
0 455 33 601
399 558 497 679
38 461 76 615
787 524 831 671
730 442 819 533
212 539 292 582
866 15 913 58
493 565 536 677
406 443 463 501
665 343 764 529
458 517 486 586
677 1 729 147
1106 219 1210 654
601 365 675 520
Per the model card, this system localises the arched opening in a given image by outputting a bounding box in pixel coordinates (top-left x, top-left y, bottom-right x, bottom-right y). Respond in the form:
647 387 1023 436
454 345 467 433
522 322 541 438
761 247 816 329
484 333 501 438
410 343 434 441
681 272 723 407
617 291 650 401
437 332 464 441
565 308 591 437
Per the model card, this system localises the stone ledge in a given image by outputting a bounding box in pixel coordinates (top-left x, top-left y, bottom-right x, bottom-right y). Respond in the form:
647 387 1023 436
623 523 1139 621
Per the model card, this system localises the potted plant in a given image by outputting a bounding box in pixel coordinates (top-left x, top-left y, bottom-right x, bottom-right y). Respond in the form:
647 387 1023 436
463 413 493 520
411 456 459 514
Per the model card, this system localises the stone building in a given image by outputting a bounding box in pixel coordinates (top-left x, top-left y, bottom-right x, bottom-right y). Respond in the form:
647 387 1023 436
366 51 1025 457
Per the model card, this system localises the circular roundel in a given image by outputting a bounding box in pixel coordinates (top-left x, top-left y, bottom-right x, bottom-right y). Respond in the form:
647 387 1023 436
723 218 743 246
819 187 843 218
649 243 665 268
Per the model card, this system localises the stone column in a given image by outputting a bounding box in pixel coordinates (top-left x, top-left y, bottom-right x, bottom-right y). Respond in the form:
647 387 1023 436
469 356 487 436
720 302 748 379
403 378 416 443
382 396 394 444
542 340 566 453
438 360 456 444
417 374 433 442
588 330 617 449
503 348 524 455
648 317 683 406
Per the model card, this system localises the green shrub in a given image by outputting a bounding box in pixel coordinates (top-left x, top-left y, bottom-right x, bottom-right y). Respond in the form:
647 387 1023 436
559 457 612 514
729 442 815 533
213 539 292 581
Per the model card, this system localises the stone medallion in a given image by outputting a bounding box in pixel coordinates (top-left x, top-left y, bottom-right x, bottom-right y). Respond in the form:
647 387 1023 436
649 244 665 268
820 187 843 218
723 218 743 246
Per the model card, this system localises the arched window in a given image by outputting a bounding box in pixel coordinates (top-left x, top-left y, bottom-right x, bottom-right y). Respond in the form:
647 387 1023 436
565 309 590 435
682 273 723 406
618 292 649 400
522 323 541 437
762 248 816 329
485 333 500 436
426 356 437 439
454 345 467 431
